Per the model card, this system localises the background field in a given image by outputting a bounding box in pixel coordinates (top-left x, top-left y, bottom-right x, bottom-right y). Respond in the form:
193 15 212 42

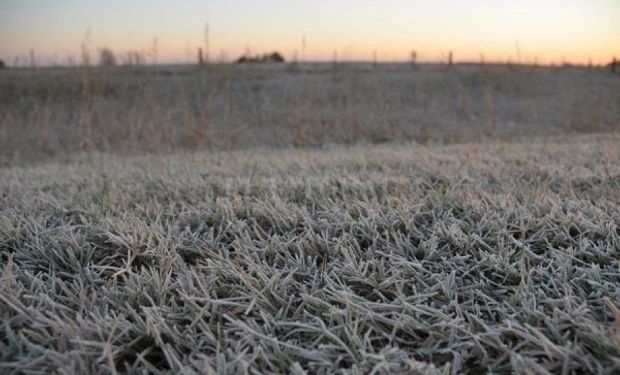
1 63 619 164
1 64 620 374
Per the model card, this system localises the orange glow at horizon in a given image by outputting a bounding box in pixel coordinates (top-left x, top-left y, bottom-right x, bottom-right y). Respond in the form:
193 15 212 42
1 0 618 66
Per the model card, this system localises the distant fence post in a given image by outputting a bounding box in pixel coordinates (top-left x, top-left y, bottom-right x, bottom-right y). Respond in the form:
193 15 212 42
29 49 36 68
448 51 453 68
291 50 299 70
613 57 617 74
198 48 204 67
410 50 417 68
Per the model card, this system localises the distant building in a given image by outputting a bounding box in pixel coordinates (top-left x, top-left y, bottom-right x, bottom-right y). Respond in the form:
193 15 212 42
237 52 285 64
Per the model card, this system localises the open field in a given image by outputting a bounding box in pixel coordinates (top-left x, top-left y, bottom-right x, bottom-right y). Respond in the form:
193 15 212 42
1 63 619 164
1 133 620 373
1 63 620 373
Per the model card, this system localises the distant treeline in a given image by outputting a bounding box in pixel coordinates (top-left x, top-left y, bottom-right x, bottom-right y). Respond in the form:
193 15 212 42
236 52 285 64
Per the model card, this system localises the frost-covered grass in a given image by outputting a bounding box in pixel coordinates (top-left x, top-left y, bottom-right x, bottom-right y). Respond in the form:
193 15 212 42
1 133 620 374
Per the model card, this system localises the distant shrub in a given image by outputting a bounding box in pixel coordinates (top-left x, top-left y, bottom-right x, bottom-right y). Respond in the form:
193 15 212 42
0 59 6 69
122 51 144 66
99 48 117 67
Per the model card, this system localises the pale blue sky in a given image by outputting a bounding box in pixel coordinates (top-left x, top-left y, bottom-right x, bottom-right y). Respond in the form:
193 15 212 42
1 0 618 64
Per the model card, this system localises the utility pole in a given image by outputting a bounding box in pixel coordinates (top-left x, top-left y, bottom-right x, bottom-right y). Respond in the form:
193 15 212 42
151 38 158 65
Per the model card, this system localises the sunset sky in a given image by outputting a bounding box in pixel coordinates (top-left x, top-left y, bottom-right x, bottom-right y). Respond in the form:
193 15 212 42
1 0 618 65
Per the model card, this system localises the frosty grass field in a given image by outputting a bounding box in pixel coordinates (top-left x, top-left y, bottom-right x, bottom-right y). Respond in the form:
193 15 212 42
1 64 620 373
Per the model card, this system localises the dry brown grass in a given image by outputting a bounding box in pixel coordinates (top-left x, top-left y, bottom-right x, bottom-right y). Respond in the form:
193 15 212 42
1 63 619 165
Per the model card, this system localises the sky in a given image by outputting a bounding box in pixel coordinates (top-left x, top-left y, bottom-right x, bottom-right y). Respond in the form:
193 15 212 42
1 0 618 65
